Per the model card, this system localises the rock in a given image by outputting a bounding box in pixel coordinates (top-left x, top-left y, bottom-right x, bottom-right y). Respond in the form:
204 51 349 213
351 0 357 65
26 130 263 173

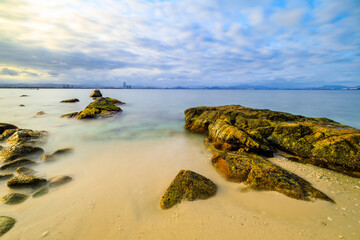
0 129 17 141
20 94 28 97
32 187 49 198
185 105 360 177
60 98 79 103
7 174 47 188
0 123 17 135
16 166 36 175
105 97 125 105
36 111 45 116
49 175 72 187
0 158 36 170
60 112 79 118
160 170 217 209
90 89 102 97
5 129 48 145
211 152 333 202
0 193 28 205
0 174 13 180
77 97 121 119
0 216 16 237
0 144 44 163
19 104 25 107
41 148 73 162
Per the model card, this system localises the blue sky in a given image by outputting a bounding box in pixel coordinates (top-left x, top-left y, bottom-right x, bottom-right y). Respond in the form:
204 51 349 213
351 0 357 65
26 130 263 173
0 0 359 87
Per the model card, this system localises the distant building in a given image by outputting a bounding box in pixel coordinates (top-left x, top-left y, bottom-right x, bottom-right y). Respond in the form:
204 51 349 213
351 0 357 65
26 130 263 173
122 81 131 89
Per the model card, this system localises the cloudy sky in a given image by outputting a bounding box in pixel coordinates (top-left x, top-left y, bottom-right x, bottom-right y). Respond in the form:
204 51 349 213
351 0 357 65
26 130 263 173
0 0 359 88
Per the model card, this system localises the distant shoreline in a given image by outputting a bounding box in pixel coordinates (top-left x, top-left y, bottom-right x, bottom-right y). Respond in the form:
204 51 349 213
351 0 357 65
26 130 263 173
0 87 359 90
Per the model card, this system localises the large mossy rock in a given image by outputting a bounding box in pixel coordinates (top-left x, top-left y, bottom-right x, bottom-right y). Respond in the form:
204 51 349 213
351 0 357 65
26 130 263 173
185 105 360 177
160 170 217 209
0 216 16 237
7 174 47 188
212 152 332 202
0 158 36 170
0 123 17 135
0 145 44 163
0 193 28 205
5 129 48 145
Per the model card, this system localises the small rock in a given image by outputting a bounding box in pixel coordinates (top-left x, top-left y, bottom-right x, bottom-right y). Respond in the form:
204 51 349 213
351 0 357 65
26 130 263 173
7 174 47 188
0 193 28 205
6 129 48 145
49 175 72 187
90 89 102 98
60 112 79 118
20 95 28 97
0 144 44 163
0 158 36 170
0 216 16 237
60 98 79 103
36 111 46 116
33 187 49 198
19 104 25 107
16 166 36 175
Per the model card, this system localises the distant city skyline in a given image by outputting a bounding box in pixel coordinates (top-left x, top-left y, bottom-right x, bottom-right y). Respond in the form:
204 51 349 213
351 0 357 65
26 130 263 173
0 0 359 88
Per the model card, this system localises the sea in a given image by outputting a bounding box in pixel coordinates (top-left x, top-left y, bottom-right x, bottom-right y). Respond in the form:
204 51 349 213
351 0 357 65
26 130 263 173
0 89 359 240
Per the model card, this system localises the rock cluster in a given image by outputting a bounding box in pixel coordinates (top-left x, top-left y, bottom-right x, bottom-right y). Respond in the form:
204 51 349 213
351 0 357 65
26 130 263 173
183 105 360 202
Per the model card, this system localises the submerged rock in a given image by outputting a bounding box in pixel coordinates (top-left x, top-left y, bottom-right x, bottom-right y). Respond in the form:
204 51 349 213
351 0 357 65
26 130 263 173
41 148 73 162
185 105 360 177
49 175 72 187
0 123 17 135
0 158 36 170
60 112 79 119
60 98 79 103
0 216 16 237
7 174 47 188
90 89 102 97
32 187 49 198
0 193 28 205
0 174 13 180
6 129 48 145
0 144 44 163
16 166 36 175
160 170 217 209
212 152 333 202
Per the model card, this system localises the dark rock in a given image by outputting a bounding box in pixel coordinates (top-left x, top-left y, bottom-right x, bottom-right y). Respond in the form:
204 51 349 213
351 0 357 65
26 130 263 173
0 129 17 141
32 187 49 198
60 112 79 118
60 98 79 103
0 216 16 237
0 144 44 163
49 175 72 187
0 193 28 205
211 152 333 202
5 129 48 145
185 105 360 177
20 95 28 97
36 111 45 116
0 123 17 135
90 89 102 97
19 104 25 107
16 166 36 175
0 174 13 180
160 170 217 209
0 158 36 170
41 148 73 162
7 174 47 188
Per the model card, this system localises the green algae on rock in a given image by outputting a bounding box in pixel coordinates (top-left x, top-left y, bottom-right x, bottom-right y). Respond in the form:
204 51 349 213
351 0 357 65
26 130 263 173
185 105 360 177
0 158 36 170
0 216 16 237
160 170 217 209
60 98 79 103
212 152 333 202
0 193 28 205
32 187 49 198
0 123 17 135
41 148 73 162
0 144 44 163
7 174 47 188
5 129 48 145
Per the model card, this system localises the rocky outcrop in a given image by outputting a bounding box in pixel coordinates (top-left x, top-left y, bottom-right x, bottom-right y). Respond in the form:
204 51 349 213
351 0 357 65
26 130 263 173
0 123 17 135
5 129 48 145
90 89 102 97
185 105 360 178
60 98 79 103
212 152 332 201
0 193 28 205
49 175 72 187
41 148 73 162
160 170 217 209
0 158 36 170
0 145 44 163
0 216 16 237
7 174 47 188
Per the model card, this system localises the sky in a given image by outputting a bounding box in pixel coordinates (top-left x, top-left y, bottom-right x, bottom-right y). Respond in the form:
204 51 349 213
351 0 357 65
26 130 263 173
0 0 359 88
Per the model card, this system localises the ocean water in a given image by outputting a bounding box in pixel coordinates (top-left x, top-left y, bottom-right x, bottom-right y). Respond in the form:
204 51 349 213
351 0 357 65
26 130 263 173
0 89 359 240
